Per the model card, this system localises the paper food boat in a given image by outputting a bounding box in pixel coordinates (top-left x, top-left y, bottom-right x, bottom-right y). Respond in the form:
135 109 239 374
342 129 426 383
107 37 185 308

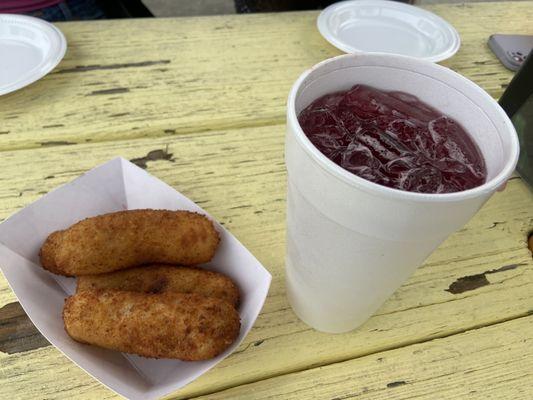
0 157 272 400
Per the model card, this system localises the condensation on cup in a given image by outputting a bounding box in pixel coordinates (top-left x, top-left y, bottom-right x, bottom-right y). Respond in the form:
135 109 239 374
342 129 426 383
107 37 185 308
285 54 519 333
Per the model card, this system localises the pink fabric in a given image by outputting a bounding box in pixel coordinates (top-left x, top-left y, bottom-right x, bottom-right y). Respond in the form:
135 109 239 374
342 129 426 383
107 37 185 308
0 0 62 13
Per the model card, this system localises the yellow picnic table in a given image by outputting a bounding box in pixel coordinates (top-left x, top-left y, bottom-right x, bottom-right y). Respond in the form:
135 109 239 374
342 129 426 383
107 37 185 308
1 1 533 399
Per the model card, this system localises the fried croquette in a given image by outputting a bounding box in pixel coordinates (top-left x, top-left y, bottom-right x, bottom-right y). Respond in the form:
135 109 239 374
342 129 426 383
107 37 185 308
63 289 240 360
40 209 220 276
76 265 239 307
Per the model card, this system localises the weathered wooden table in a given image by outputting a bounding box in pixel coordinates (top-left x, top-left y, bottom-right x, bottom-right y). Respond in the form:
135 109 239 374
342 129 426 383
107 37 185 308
1 2 532 399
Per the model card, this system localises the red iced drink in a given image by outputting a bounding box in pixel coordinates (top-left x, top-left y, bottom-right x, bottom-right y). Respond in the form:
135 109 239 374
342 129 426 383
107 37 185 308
298 85 486 193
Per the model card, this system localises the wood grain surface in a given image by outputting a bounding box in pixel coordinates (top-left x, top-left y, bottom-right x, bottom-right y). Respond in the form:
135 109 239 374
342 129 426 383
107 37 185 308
195 316 533 400
1 2 532 400
0 126 531 399
0 2 532 151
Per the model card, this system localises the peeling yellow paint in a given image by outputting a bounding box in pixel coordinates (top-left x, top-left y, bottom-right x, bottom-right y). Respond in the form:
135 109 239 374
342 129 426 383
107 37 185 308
1 2 532 399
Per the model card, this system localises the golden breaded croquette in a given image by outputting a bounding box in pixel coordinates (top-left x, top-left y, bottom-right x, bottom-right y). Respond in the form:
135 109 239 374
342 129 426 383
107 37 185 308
77 265 239 307
39 231 65 275
63 289 240 360
40 209 220 276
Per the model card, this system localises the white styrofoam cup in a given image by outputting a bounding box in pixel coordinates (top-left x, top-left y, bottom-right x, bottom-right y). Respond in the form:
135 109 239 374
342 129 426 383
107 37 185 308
285 53 519 333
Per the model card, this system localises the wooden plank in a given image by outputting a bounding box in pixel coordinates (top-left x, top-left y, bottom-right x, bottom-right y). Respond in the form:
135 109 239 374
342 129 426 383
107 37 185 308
0 125 531 399
192 315 533 400
0 347 118 400
1 2 532 151
0 302 49 354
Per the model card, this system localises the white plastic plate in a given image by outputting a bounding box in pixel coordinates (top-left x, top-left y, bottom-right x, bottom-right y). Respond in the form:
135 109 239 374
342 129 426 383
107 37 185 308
317 0 460 62
0 14 66 95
